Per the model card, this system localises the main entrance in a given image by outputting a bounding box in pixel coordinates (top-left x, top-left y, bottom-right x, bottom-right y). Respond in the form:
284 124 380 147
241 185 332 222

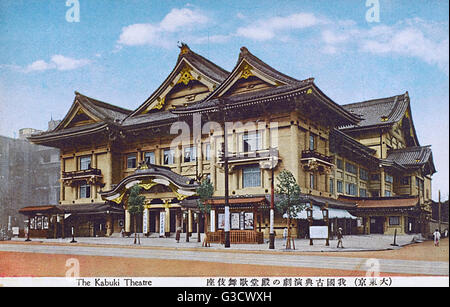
370 217 384 234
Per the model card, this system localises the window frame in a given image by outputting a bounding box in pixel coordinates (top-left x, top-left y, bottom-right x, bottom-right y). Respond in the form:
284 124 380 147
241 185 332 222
79 155 92 171
126 153 137 169
242 165 261 188
79 180 91 199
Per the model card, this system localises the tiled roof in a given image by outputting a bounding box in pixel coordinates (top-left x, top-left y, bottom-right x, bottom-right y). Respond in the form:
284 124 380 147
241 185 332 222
171 82 313 114
74 92 131 123
384 146 436 174
180 45 229 83
236 46 302 85
340 92 409 130
339 196 419 209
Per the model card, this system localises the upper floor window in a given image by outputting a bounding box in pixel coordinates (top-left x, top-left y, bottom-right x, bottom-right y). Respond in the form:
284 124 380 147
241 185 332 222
309 134 315 150
359 168 369 181
205 143 211 161
79 155 91 170
163 149 175 165
243 132 262 152
79 180 91 199
329 178 334 194
242 166 261 188
144 152 155 165
345 162 357 174
337 180 343 193
385 173 394 184
336 158 344 170
184 146 197 163
310 173 315 190
127 153 137 169
346 182 357 196
385 190 392 197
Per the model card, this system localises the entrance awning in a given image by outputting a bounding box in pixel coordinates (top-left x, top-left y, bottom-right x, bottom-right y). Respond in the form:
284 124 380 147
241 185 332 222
285 205 357 220
57 203 124 215
19 205 63 216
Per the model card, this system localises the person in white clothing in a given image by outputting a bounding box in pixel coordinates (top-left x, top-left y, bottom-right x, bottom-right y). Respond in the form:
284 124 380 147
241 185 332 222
433 229 441 247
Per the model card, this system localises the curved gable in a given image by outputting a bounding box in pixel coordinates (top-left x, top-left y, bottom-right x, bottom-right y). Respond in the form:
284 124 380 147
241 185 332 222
127 44 228 117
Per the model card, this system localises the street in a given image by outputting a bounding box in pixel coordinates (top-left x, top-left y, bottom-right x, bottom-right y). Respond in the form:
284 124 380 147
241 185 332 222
0 238 448 277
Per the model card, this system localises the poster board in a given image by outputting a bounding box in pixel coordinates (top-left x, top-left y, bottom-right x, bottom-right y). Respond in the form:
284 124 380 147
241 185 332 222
309 226 328 239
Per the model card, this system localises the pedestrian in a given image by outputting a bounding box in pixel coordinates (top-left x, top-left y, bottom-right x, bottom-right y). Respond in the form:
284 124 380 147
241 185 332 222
337 227 344 248
283 227 288 246
175 226 181 243
433 229 441 247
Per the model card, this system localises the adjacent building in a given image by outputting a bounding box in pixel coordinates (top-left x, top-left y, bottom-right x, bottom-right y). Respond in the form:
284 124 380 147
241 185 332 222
23 44 436 240
0 121 60 231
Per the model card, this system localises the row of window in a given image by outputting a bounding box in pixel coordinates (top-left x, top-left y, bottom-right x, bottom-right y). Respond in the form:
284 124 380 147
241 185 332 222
125 145 212 169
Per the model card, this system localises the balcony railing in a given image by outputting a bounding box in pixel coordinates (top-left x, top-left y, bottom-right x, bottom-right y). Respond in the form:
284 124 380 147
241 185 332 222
61 168 103 186
301 150 334 164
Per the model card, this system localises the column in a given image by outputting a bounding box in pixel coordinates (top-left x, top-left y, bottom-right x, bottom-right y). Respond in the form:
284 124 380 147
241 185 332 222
290 116 300 181
188 209 193 235
105 149 113 190
142 208 149 235
176 145 181 173
165 207 170 237
380 168 386 197
60 157 65 202
210 209 216 232
210 135 216 190
155 211 160 234
125 209 131 233
198 141 203 175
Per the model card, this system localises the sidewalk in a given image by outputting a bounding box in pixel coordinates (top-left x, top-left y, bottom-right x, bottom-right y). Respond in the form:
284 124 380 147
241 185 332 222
9 233 426 253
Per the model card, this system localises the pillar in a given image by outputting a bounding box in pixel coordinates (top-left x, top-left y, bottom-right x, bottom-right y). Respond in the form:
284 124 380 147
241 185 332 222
165 207 170 237
125 209 131 233
188 209 193 235
210 209 216 232
290 116 300 181
380 168 386 197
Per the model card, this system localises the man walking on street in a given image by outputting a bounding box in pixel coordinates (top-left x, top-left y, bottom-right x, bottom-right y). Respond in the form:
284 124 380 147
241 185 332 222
433 229 441 247
337 227 344 248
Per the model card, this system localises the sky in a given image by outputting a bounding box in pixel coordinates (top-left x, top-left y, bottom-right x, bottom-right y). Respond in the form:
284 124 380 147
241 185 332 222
0 0 448 200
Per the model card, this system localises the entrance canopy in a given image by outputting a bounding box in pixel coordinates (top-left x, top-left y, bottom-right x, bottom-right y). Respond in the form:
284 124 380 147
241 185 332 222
99 163 199 206
285 205 357 220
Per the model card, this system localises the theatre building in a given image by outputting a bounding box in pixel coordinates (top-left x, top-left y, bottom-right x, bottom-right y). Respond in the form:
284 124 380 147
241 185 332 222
23 44 436 241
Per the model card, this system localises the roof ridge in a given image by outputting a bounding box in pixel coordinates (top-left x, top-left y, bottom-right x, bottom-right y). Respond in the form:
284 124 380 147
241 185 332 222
237 46 301 84
342 93 406 108
75 91 131 114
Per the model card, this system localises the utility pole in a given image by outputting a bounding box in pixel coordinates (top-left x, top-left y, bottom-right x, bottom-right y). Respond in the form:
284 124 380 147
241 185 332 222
269 148 275 249
438 190 441 233
219 98 231 248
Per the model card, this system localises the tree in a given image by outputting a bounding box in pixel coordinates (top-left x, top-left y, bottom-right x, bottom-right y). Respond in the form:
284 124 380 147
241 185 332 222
127 184 145 244
196 178 214 245
275 170 305 249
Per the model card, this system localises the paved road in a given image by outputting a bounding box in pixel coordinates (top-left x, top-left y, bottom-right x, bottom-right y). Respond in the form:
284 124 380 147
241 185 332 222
0 243 448 276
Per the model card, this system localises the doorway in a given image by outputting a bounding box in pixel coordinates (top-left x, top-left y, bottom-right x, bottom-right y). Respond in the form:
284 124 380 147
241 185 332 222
370 217 384 234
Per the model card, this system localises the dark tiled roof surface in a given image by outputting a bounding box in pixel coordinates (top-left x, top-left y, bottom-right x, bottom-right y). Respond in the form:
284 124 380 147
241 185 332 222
237 47 302 85
181 47 229 83
75 92 131 123
121 110 178 127
171 82 313 113
384 146 433 167
340 93 409 130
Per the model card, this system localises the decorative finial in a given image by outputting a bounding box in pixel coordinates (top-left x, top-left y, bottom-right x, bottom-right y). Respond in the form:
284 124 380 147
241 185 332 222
178 42 190 55
240 46 249 55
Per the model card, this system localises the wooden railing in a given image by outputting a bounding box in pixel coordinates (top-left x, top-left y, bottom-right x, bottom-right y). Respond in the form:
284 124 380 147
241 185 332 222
206 230 264 244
